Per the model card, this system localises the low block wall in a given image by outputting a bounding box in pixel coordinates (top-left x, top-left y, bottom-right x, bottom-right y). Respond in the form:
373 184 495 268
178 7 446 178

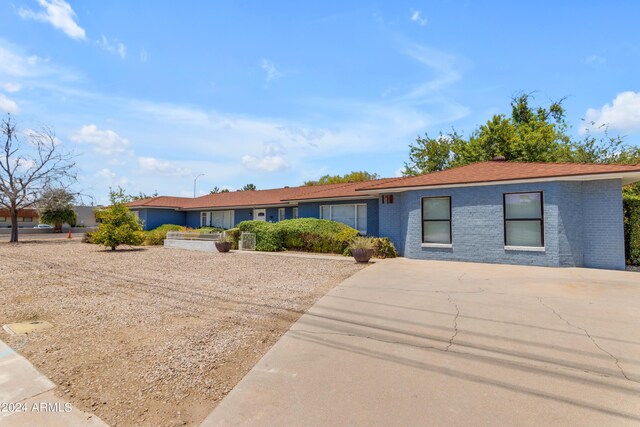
164 239 218 252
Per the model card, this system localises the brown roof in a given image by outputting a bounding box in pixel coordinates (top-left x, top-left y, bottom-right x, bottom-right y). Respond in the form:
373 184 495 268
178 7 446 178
357 161 640 191
127 196 192 208
0 208 39 218
282 178 401 201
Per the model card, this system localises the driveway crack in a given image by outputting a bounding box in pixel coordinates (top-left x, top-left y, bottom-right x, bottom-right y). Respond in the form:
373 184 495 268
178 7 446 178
445 293 460 351
537 297 636 383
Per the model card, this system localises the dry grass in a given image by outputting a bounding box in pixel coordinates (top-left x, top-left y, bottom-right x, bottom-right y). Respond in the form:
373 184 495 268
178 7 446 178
0 240 365 426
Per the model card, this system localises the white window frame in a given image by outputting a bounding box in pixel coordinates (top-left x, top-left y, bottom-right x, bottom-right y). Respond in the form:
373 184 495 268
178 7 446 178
292 207 298 219
278 207 286 221
319 203 367 234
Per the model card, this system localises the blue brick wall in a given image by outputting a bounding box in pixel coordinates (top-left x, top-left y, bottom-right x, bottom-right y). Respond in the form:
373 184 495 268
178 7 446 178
297 199 379 236
386 180 624 269
581 180 625 269
136 208 186 230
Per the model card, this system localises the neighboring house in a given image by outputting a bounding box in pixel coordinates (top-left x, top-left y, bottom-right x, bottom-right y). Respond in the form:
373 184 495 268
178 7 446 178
73 205 99 228
129 160 640 270
0 209 39 228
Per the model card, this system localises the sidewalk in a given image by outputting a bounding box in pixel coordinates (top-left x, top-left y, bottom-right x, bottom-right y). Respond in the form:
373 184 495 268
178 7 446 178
0 339 106 427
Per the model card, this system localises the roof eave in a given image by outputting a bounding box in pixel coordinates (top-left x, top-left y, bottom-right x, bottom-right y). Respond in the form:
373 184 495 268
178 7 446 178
357 171 640 193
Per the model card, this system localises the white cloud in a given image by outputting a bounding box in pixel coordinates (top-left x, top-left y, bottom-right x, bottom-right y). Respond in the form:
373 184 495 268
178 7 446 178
241 154 289 172
583 92 640 133
97 35 127 60
0 94 19 113
410 10 428 26
137 157 190 177
260 59 283 84
585 55 605 64
2 82 21 93
97 168 129 187
18 0 86 40
70 124 130 155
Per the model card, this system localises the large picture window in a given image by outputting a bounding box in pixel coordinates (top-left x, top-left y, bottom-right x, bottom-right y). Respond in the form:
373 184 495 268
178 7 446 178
200 210 234 229
422 197 451 244
503 192 544 247
320 204 367 234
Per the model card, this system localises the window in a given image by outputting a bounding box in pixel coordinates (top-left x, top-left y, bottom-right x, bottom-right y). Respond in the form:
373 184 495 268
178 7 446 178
278 208 286 221
201 211 234 229
320 204 367 234
0 217 6 222
422 197 451 244
292 207 298 219
18 217 32 222
503 192 544 247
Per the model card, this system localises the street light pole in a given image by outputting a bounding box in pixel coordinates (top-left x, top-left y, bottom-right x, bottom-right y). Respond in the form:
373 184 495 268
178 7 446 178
194 173 204 198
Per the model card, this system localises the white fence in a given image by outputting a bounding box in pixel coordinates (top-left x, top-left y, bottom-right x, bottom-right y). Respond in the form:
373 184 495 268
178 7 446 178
166 231 221 241
239 232 256 251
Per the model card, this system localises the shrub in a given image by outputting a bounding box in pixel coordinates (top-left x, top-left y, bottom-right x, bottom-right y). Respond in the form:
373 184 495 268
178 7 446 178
237 218 358 253
349 236 375 250
82 230 94 244
197 226 224 233
225 228 241 250
343 237 398 258
143 224 185 246
237 221 283 251
92 190 144 250
624 194 640 266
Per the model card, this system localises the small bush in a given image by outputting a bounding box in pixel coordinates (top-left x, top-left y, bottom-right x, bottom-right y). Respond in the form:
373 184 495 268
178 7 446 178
343 237 398 258
143 224 186 246
197 226 224 233
624 194 640 266
349 236 375 250
82 231 94 244
225 228 241 250
237 218 358 253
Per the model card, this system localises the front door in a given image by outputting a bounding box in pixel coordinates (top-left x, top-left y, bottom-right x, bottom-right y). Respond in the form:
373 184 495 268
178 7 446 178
254 208 266 221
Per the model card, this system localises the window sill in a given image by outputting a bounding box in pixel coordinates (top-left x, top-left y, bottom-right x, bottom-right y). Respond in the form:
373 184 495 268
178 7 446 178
421 243 453 249
504 246 545 252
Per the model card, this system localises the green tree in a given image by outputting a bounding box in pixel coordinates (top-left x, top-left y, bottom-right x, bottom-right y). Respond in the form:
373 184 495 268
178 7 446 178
92 187 144 250
240 183 257 191
404 94 575 175
128 191 158 201
304 171 380 186
38 188 77 232
209 186 230 194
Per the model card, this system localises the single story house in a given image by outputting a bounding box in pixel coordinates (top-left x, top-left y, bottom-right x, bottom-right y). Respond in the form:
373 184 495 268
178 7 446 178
0 209 39 228
129 160 640 270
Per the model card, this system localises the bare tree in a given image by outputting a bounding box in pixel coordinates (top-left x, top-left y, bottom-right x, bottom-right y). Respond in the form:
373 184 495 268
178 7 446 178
0 114 77 242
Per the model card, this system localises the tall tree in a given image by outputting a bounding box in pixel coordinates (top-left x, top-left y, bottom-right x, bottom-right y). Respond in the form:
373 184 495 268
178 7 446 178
404 94 574 175
38 188 77 232
240 183 257 191
0 115 76 242
304 171 380 186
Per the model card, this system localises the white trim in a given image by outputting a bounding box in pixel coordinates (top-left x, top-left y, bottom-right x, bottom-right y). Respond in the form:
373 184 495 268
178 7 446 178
421 243 453 249
278 207 286 221
504 245 546 252
358 171 640 194
182 203 295 211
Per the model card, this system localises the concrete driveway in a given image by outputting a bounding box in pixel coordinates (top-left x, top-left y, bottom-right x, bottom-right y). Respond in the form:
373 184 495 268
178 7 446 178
202 259 640 426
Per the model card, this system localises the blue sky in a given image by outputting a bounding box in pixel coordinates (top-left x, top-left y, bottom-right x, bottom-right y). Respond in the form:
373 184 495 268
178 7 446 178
1 1 639 203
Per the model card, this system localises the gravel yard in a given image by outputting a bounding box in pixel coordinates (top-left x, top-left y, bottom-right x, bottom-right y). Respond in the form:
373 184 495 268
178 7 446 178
0 240 365 426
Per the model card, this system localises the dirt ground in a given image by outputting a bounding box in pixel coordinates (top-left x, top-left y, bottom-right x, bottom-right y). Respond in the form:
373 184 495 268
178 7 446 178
0 240 365 426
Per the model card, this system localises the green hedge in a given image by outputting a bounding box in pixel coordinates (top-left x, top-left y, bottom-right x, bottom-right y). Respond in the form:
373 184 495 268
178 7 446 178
624 194 640 266
237 218 359 253
225 228 241 250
